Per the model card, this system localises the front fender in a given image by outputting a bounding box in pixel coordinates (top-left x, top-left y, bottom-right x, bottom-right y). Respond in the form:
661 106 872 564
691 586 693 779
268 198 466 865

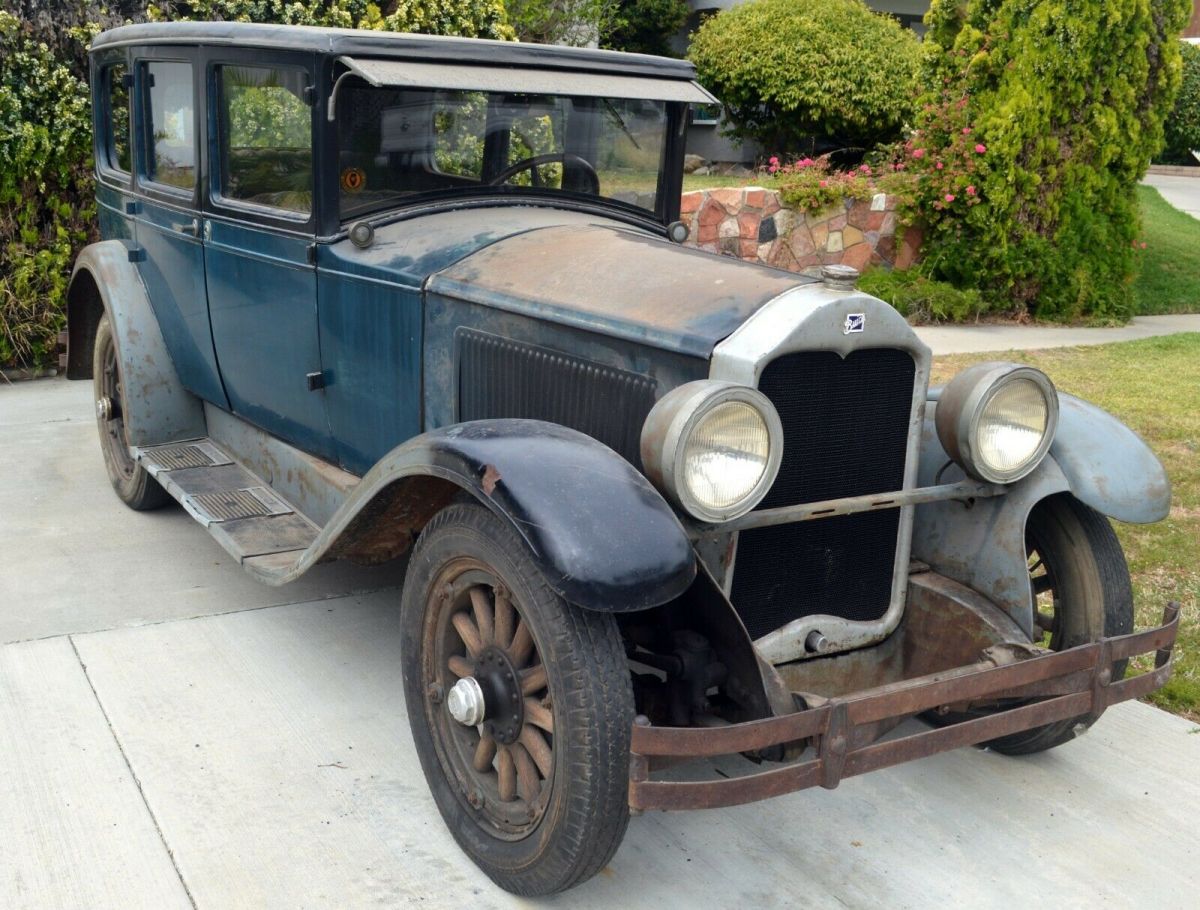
912 392 1169 636
254 419 697 613
67 241 206 446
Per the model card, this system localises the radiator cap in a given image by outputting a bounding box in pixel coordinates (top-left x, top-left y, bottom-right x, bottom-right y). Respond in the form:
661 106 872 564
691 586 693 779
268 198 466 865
820 263 859 289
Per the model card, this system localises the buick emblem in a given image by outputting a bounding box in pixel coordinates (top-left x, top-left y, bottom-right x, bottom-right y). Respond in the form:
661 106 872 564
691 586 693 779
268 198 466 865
844 313 865 334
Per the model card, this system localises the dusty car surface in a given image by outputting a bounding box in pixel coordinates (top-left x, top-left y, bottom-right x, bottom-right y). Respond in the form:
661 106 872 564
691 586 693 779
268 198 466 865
67 21 1181 896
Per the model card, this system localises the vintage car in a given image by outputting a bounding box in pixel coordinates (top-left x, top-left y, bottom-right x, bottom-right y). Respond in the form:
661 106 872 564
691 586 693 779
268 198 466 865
67 21 1180 896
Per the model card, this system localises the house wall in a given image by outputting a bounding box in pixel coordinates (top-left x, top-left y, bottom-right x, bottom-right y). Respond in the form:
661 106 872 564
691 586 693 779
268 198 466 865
1186 0 1200 39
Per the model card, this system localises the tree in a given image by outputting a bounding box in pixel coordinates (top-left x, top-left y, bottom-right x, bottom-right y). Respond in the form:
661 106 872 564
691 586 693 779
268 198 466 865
602 0 688 57
913 0 1192 320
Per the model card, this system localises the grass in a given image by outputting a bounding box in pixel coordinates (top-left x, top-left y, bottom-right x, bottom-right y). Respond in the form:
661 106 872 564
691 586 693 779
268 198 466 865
930 334 1200 720
1134 185 1200 315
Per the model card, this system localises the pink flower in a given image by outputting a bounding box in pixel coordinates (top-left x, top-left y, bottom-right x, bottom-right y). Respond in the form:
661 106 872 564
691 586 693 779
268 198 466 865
1141 242 1148 249
935 161 944 170
912 148 926 159
769 156 779 165
944 193 956 203
966 185 976 196
819 179 828 188
768 164 778 174
859 164 871 174
799 157 815 167
962 127 971 135
975 143 987 154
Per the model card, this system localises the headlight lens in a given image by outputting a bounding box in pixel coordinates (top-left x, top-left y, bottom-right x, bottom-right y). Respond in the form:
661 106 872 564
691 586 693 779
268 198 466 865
681 401 772 511
936 363 1058 484
974 379 1051 476
641 381 783 522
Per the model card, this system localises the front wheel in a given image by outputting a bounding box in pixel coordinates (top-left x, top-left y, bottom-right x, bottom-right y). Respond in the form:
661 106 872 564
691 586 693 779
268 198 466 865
400 502 634 896
985 493 1134 755
92 315 171 510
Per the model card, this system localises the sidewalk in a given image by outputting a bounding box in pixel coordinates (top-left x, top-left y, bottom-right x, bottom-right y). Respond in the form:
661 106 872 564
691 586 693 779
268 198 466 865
915 313 1200 355
1144 172 1200 221
4 377 1200 909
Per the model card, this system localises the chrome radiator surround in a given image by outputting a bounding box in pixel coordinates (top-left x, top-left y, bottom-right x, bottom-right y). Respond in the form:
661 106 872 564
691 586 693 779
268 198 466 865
710 284 933 664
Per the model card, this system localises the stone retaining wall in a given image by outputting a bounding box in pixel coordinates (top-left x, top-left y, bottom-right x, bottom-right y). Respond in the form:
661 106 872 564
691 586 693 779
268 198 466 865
680 187 920 274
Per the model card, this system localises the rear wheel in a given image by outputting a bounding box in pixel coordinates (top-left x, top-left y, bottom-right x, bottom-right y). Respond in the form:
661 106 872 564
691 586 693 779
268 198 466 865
985 493 1133 754
400 502 634 896
92 315 171 511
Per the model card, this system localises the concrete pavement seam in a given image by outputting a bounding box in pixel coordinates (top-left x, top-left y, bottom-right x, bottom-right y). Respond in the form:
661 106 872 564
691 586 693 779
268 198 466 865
2 584 405 647
68 634 201 910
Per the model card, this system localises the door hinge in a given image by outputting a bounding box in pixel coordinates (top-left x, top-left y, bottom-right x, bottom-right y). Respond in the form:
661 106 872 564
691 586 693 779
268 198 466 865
306 242 317 266
306 371 327 392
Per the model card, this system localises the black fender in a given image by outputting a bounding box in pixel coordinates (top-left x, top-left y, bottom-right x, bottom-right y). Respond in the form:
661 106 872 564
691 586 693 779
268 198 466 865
251 419 697 613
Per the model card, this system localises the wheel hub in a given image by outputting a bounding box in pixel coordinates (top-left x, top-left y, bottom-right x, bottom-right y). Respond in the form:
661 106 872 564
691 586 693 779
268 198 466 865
463 645 524 745
446 677 486 726
96 396 117 421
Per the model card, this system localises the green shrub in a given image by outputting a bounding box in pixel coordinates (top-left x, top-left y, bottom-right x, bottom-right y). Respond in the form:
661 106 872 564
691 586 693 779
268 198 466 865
688 0 921 156
914 0 1192 322
0 10 96 368
858 266 982 324
1158 41 1200 166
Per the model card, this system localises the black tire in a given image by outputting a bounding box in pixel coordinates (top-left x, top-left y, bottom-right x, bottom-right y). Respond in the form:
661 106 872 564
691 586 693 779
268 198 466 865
92 315 172 511
986 493 1133 755
400 502 634 896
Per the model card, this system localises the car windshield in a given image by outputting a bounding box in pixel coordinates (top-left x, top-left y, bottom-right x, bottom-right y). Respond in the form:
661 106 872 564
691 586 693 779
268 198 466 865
336 85 671 220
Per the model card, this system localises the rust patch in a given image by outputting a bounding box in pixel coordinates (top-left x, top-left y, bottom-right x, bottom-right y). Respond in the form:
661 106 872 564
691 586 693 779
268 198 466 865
481 464 501 496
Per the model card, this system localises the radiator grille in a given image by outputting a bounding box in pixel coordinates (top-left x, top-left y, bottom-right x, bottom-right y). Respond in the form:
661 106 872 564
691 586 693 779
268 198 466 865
730 349 916 640
457 330 657 465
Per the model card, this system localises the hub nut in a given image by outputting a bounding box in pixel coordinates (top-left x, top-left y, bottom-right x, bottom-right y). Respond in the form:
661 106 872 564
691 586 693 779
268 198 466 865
446 677 486 726
96 396 115 421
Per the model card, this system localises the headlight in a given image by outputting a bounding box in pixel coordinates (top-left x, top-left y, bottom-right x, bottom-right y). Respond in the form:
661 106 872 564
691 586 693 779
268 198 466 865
935 362 1058 484
641 381 783 522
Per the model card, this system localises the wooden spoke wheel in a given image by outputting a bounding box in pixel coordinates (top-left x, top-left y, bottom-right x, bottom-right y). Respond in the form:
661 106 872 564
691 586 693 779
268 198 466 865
931 494 1134 755
434 568 556 833
400 502 634 896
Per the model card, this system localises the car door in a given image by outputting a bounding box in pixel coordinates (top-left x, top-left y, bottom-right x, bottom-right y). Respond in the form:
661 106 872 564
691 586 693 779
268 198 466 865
202 52 336 462
131 50 229 408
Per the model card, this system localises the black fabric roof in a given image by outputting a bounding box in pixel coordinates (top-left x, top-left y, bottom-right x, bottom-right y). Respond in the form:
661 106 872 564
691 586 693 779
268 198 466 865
91 22 698 81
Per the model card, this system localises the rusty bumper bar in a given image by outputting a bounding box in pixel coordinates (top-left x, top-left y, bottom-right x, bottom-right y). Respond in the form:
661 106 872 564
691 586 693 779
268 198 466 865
629 603 1180 812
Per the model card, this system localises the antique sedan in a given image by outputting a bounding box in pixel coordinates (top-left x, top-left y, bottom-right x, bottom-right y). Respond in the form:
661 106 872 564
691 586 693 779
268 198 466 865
67 21 1179 896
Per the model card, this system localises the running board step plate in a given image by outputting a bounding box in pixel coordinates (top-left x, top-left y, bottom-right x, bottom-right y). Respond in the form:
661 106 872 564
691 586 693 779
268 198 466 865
135 438 318 563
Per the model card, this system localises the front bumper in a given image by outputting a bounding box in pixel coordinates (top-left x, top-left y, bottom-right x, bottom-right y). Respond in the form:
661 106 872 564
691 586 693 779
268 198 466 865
628 603 1179 812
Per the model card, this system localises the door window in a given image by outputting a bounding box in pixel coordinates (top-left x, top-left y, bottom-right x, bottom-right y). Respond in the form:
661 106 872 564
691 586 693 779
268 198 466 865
104 63 132 174
143 60 196 191
216 65 313 215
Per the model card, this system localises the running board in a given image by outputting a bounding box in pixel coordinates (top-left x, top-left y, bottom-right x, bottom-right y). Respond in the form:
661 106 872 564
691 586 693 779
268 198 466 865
135 439 321 568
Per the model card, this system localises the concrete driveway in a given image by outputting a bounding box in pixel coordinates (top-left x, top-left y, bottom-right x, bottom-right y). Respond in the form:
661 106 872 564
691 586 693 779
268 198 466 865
3 377 1199 910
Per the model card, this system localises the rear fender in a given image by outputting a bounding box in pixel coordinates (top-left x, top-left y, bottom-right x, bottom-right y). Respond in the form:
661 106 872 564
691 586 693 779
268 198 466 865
66 241 206 446
276 419 697 613
912 393 1170 637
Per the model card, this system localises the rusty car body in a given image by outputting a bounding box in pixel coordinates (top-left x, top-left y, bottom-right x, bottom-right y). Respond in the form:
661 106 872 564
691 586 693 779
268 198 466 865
68 21 1179 896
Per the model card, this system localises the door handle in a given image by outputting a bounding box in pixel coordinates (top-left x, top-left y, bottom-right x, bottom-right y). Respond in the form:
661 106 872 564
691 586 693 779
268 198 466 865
178 218 200 237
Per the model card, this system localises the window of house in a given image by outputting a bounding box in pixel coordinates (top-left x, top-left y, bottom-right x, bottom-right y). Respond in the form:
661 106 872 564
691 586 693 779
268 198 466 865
217 65 313 215
143 61 196 191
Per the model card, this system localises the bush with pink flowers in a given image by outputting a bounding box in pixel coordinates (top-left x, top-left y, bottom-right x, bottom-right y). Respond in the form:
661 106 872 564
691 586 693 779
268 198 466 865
913 0 1192 321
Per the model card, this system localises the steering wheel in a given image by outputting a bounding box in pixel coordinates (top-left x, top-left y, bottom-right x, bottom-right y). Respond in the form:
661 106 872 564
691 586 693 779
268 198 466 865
487 152 600 195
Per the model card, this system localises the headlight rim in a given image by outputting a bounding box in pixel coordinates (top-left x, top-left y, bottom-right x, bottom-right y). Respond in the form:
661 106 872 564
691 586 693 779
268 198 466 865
641 380 784 524
937 362 1059 485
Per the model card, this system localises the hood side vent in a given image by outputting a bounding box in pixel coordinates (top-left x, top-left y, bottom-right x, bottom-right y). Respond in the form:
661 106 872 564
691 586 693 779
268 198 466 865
457 329 657 467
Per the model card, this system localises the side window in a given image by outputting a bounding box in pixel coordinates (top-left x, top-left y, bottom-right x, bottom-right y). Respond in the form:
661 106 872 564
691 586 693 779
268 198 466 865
143 60 196 191
217 65 312 215
104 63 131 173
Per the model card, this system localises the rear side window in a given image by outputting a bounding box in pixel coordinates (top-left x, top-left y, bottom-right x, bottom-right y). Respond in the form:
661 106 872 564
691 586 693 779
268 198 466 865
105 64 131 173
217 65 312 215
143 60 196 191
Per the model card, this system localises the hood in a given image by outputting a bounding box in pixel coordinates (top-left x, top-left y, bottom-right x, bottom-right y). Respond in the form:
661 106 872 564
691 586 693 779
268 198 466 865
427 223 809 358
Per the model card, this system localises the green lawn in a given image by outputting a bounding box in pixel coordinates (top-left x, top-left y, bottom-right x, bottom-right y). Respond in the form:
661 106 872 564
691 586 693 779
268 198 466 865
1134 185 1200 315
931 334 1200 721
